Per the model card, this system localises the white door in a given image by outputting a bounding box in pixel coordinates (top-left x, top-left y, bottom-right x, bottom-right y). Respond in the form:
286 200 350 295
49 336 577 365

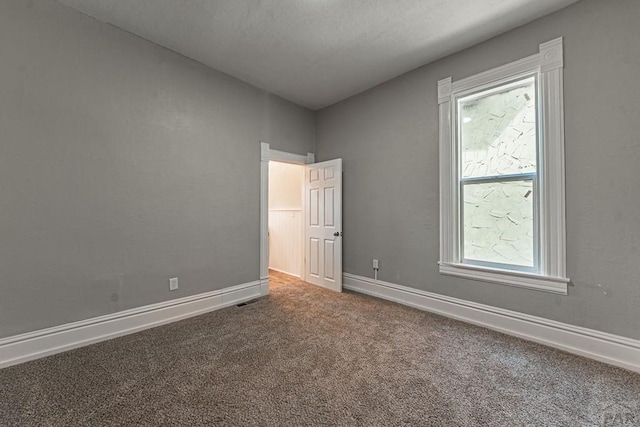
304 159 342 292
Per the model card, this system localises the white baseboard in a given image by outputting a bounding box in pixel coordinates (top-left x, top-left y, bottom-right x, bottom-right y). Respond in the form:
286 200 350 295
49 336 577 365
5 274 637 373
260 277 270 296
344 273 640 373
268 267 301 278
0 280 263 369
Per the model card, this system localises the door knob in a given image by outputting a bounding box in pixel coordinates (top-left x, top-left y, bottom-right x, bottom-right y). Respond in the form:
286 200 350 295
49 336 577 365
333 231 342 237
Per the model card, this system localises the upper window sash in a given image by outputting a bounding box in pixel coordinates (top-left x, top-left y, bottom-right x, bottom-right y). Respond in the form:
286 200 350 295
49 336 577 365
438 37 569 295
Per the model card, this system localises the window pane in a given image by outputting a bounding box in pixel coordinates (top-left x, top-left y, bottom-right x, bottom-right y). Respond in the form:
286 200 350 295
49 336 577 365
463 180 534 267
459 79 537 178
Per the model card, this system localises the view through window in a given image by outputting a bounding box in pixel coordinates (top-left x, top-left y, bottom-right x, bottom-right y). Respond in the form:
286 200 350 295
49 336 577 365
458 77 537 270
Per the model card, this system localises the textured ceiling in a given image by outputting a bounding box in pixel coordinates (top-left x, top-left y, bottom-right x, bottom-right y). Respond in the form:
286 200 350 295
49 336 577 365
57 0 579 110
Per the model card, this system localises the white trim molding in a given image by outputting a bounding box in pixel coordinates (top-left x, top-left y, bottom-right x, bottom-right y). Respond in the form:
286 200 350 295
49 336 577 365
438 262 569 294
260 276 270 296
437 37 568 293
344 273 640 373
0 280 263 369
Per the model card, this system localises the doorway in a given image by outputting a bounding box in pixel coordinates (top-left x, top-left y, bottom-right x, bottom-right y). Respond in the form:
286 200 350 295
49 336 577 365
268 161 304 278
259 142 343 295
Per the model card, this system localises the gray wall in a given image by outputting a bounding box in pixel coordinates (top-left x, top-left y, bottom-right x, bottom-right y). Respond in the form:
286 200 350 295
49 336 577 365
0 0 315 338
317 0 640 340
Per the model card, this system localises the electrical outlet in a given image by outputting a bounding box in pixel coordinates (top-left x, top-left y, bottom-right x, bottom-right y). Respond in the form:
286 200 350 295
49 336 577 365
373 259 379 269
169 277 179 291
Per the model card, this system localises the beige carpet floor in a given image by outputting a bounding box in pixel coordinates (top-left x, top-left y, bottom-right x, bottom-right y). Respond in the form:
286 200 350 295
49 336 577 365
1 271 639 426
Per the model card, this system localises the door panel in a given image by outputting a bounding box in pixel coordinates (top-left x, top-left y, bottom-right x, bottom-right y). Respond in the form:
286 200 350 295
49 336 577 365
324 188 334 226
310 188 320 226
309 238 319 277
324 240 335 280
305 159 342 292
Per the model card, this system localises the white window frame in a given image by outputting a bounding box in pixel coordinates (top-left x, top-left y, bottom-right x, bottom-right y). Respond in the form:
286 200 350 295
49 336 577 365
438 37 569 295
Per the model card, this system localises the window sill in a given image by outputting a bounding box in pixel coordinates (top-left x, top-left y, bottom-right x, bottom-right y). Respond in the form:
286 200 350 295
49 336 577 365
438 262 569 295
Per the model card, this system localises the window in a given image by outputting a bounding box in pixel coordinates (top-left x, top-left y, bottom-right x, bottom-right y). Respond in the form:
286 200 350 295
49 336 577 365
438 38 569 294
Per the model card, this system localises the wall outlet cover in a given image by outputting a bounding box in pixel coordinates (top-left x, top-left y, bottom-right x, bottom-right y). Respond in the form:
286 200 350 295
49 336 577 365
169 277 179 291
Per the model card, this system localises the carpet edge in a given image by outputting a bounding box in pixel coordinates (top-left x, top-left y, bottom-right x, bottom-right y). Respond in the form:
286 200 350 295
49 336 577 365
0 279 266 369
343 273 640 374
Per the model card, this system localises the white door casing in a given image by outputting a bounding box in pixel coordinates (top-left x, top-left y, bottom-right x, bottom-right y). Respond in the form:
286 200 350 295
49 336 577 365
305 159 343 292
